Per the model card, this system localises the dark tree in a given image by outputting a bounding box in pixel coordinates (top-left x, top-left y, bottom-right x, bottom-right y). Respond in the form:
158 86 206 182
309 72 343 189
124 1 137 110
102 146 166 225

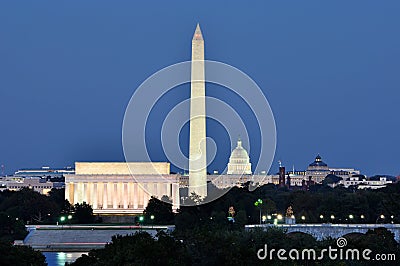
143 196 174 224
70 231 190 266
73 202 94 224
0 241 46 266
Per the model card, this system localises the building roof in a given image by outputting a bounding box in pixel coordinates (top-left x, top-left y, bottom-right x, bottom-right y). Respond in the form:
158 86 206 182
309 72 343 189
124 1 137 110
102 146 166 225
309 154 328 167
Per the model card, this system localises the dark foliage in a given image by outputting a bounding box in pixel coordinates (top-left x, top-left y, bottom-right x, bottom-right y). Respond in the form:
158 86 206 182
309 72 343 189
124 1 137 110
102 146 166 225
70 231 190 266
73 202 95 224
0 241 46 266
143 196 174 225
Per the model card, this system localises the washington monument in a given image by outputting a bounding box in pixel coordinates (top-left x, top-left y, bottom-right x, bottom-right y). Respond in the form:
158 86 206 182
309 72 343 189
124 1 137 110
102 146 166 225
189 24 207 199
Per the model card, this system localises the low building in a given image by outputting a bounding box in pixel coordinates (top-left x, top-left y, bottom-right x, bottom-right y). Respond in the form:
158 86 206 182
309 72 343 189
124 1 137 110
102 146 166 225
0 176 59 194
208 174 273 189
14 166 74 178
329 168 360 178
340 175 393 189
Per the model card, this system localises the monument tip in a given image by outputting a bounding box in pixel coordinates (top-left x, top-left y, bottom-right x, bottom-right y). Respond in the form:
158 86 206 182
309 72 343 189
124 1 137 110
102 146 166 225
193 23 203 41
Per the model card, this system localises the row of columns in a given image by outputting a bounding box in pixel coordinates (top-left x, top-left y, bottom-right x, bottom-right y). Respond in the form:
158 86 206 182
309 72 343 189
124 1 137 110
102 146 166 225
66 181 177 210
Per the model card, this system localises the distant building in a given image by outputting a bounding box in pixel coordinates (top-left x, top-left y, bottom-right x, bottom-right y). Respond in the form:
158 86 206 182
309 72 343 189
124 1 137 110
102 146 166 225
329 168 360 178
340 175 393 189
14 166 74 178
0 176 61 194
306 155 330 183
293 154 361 184
207 174 271 189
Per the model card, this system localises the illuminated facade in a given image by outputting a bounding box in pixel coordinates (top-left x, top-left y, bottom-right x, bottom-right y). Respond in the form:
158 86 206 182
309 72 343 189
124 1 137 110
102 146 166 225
189 24 207 198
65 162 180 214
227 138 252 175
305 154 330 183
0 176 57 194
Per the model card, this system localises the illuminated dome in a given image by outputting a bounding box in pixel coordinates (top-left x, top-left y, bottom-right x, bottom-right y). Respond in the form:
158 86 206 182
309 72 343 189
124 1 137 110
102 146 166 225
309 154 328 167
227 138 252 175
306 154 330 183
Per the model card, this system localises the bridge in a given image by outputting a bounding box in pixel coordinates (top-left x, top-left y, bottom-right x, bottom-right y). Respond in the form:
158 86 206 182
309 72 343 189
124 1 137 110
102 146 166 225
245 224 400 242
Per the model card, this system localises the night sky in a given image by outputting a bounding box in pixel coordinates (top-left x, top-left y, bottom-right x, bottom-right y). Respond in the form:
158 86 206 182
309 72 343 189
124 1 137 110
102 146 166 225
0 0 399 176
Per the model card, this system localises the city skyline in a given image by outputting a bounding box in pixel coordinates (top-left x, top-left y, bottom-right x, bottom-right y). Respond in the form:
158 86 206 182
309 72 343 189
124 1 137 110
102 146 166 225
1 1 399 176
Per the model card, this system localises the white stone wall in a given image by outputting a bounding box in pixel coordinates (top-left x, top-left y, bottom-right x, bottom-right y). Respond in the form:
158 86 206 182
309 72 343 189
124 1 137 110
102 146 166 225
75 162 170 175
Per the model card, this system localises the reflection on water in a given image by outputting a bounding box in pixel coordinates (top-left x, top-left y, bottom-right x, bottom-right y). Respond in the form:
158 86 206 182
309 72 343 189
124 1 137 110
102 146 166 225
43 252 87 266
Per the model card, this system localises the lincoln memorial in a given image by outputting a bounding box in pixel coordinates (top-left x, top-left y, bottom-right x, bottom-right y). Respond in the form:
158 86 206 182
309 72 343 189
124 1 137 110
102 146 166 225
65 162 180 214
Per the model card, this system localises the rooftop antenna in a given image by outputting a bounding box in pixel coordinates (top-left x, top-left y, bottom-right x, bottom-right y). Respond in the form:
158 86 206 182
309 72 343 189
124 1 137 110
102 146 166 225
278 160 282 168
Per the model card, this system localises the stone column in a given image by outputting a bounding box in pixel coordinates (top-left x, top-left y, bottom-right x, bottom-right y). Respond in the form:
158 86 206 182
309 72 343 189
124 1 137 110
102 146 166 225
166 183 171 198
113 183 118 209
103 183 108 209
92 183 98 210
123 183 128 209
133 183 138 209
73 182 78 205
83 183 88 203
65 181 70 203
143 183 148 208
128 182 133 208
172 183 180 211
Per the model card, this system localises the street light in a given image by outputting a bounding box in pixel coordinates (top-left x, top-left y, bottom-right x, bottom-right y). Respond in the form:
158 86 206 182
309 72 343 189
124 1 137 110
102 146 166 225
254 199 263 225
320 215 324 219
60 216 66 229
150 215 155 228
277 214 283 220
67 215 72 226
360 214 365 219
262 215 267 223
376 214 385 224
301 215 306 221
349 214 354 219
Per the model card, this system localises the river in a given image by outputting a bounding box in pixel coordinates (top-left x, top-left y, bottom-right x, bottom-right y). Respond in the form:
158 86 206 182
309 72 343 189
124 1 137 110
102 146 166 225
43 252 87 266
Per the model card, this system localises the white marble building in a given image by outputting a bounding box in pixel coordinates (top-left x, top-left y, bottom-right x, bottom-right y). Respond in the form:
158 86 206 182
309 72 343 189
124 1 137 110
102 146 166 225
65 162 180 214
227 138 252 175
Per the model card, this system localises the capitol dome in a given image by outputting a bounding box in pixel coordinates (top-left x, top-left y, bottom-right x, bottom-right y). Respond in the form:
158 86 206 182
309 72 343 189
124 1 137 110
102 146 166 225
227 138 252 175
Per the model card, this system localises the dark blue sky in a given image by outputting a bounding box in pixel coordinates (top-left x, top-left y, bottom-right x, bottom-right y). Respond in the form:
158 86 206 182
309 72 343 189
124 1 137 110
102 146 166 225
0 0 399 176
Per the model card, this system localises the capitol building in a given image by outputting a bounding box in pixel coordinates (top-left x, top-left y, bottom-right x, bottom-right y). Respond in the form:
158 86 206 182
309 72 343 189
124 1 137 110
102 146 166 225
227 138 252 175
